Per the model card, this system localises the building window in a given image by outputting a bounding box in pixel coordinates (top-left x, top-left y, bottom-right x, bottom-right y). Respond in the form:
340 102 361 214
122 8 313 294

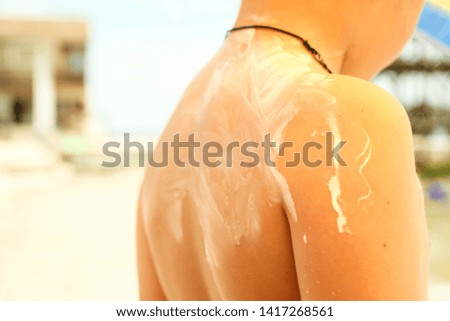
68 49 84 75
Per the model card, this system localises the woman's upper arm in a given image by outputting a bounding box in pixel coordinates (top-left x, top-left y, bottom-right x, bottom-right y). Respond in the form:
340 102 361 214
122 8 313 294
277 77 429 300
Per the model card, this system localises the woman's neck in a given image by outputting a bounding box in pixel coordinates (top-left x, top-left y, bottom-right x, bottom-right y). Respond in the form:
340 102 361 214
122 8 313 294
234 1 350 75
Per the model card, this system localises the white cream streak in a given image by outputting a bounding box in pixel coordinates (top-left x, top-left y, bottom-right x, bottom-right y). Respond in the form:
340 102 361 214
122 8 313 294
356 132 373 204
327 115 349 234
271 168 298 223
328 176 348 233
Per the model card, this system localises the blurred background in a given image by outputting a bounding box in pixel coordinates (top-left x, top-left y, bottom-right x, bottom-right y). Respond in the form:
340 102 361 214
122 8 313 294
0 0 448 300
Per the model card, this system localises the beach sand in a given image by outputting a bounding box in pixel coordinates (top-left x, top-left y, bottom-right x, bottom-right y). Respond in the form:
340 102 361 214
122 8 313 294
0 161 144 300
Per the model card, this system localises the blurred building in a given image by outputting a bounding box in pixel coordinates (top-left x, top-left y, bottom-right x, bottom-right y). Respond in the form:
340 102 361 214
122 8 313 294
375 35 450 135
0 19 87 138
374 32 450 165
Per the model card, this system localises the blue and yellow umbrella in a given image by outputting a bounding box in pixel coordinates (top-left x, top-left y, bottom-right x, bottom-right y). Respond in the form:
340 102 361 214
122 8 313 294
418 1 450 53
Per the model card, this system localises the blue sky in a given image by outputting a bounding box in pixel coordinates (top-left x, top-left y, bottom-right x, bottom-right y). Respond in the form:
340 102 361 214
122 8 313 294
0 0 241 134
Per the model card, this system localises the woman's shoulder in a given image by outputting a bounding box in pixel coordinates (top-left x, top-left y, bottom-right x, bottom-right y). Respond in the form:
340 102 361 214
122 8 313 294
283 72 413 145
322 73 410 127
